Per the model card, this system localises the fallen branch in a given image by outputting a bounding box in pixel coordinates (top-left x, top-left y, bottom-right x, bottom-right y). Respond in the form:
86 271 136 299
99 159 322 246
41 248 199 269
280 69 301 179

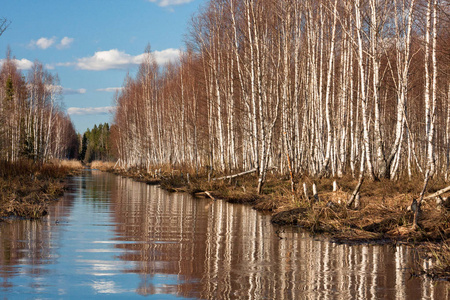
423 184 450 200
194 191 217 201
204 191 216 201
212 168 258 181
113 159 120 169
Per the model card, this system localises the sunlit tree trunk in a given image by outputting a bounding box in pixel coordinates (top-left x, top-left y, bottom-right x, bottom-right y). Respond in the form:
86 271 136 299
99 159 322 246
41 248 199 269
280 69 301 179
355 0 375 179
425 0 438 176
320 0 338 176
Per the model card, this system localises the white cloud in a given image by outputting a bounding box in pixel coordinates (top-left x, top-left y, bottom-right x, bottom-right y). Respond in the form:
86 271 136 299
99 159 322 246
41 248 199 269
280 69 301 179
67 106 116 116
45 61 74 70
29 37 56 49
96 87 123 93
14 58 34 70
57 37 74 49
0 58 33 70
75 48 181 71
153 48 182 65
76 49 137 70
36 37 56 49
29 36 73 50
148 0 194 7
62 88 87 95
56 62 76 68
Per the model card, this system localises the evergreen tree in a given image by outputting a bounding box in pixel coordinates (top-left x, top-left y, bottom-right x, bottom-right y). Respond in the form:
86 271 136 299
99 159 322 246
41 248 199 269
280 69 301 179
79 123 113 163
4 75 14 108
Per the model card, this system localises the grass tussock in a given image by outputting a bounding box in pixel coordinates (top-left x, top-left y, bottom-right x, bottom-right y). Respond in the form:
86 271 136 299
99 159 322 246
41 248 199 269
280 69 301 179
54 159 84 170
90 160 116 171
0 160 72 220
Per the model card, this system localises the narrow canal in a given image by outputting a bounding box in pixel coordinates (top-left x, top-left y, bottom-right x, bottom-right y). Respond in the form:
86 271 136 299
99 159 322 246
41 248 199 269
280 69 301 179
0 170 448 299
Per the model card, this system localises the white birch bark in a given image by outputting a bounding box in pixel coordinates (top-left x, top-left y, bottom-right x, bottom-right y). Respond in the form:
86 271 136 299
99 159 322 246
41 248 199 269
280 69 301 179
446 83 450 180
320 0 338 176
355 0 375 180
387 0 415 179
427 0 438 176
370 0 387 178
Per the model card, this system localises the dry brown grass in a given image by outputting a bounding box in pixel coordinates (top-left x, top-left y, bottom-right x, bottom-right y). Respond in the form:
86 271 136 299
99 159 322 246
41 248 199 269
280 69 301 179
90 160 116 171
0 160 70 220
54 159 84 170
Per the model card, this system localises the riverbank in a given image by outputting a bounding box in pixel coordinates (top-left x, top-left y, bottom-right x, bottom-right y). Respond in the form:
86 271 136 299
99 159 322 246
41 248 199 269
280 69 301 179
92 161 450 280
0 160 83 220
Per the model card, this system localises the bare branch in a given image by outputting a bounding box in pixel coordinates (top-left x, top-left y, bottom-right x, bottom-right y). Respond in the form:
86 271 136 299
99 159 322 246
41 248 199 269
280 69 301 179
0 18 11 37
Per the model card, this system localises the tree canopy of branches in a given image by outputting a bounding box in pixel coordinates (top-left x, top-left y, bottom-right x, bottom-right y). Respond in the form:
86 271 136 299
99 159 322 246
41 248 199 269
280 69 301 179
0 51 78 162
112 0 450 192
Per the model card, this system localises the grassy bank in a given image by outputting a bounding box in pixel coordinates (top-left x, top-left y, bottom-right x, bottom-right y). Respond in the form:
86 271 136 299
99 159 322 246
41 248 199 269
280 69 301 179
0 160 83 220
106 163 450 280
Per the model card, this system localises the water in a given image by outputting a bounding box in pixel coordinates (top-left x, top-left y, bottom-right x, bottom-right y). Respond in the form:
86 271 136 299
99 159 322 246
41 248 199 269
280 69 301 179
0 170 448 299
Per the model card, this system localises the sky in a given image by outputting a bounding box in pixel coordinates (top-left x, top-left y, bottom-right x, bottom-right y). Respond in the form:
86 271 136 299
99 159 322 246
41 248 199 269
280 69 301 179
0 0 206 133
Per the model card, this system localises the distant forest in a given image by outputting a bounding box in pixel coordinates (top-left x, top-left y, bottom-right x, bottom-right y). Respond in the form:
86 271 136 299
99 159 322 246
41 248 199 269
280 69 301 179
79 123 113 163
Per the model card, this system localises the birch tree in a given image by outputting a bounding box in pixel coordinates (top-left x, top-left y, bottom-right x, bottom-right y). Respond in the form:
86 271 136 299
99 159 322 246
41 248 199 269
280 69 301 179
108 0 450 188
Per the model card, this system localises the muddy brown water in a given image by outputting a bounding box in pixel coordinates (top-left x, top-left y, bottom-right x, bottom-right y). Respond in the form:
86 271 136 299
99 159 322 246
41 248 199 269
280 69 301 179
0 170 448 299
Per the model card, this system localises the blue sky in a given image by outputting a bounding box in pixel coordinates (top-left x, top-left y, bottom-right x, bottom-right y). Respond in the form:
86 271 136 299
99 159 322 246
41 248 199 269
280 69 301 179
0 0 205 133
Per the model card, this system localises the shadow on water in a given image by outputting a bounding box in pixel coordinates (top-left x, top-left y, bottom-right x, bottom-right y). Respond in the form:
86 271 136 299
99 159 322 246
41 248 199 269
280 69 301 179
0 170 449 299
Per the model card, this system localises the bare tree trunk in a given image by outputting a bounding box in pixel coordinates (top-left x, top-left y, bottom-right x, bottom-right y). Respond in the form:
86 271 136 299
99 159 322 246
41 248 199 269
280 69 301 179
320 0 338 176
428 0 438 176
370 0 387 178
355 0 375 180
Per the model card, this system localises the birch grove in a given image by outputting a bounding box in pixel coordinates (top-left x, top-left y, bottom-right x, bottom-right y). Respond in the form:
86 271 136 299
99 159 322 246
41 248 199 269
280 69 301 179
0 53 78 162
112 0 450 192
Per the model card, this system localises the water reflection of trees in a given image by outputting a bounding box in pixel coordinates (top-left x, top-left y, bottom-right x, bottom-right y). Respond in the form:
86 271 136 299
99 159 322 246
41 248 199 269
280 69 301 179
0 190 76 292
110 176 449 300
111 176 206 298
82 170 115 205
1 172 448 299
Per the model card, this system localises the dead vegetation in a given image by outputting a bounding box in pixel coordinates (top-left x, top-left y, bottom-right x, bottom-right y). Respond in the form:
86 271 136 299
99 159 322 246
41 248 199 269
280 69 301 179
0 160 81 220
90 160 116 171
418 241 450 280
52 159 84 170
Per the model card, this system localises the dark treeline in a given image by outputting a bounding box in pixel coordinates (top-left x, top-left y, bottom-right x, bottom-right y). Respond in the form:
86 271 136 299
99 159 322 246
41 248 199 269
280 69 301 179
112 0 450 192
0 50 78 162
79 123 113 163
